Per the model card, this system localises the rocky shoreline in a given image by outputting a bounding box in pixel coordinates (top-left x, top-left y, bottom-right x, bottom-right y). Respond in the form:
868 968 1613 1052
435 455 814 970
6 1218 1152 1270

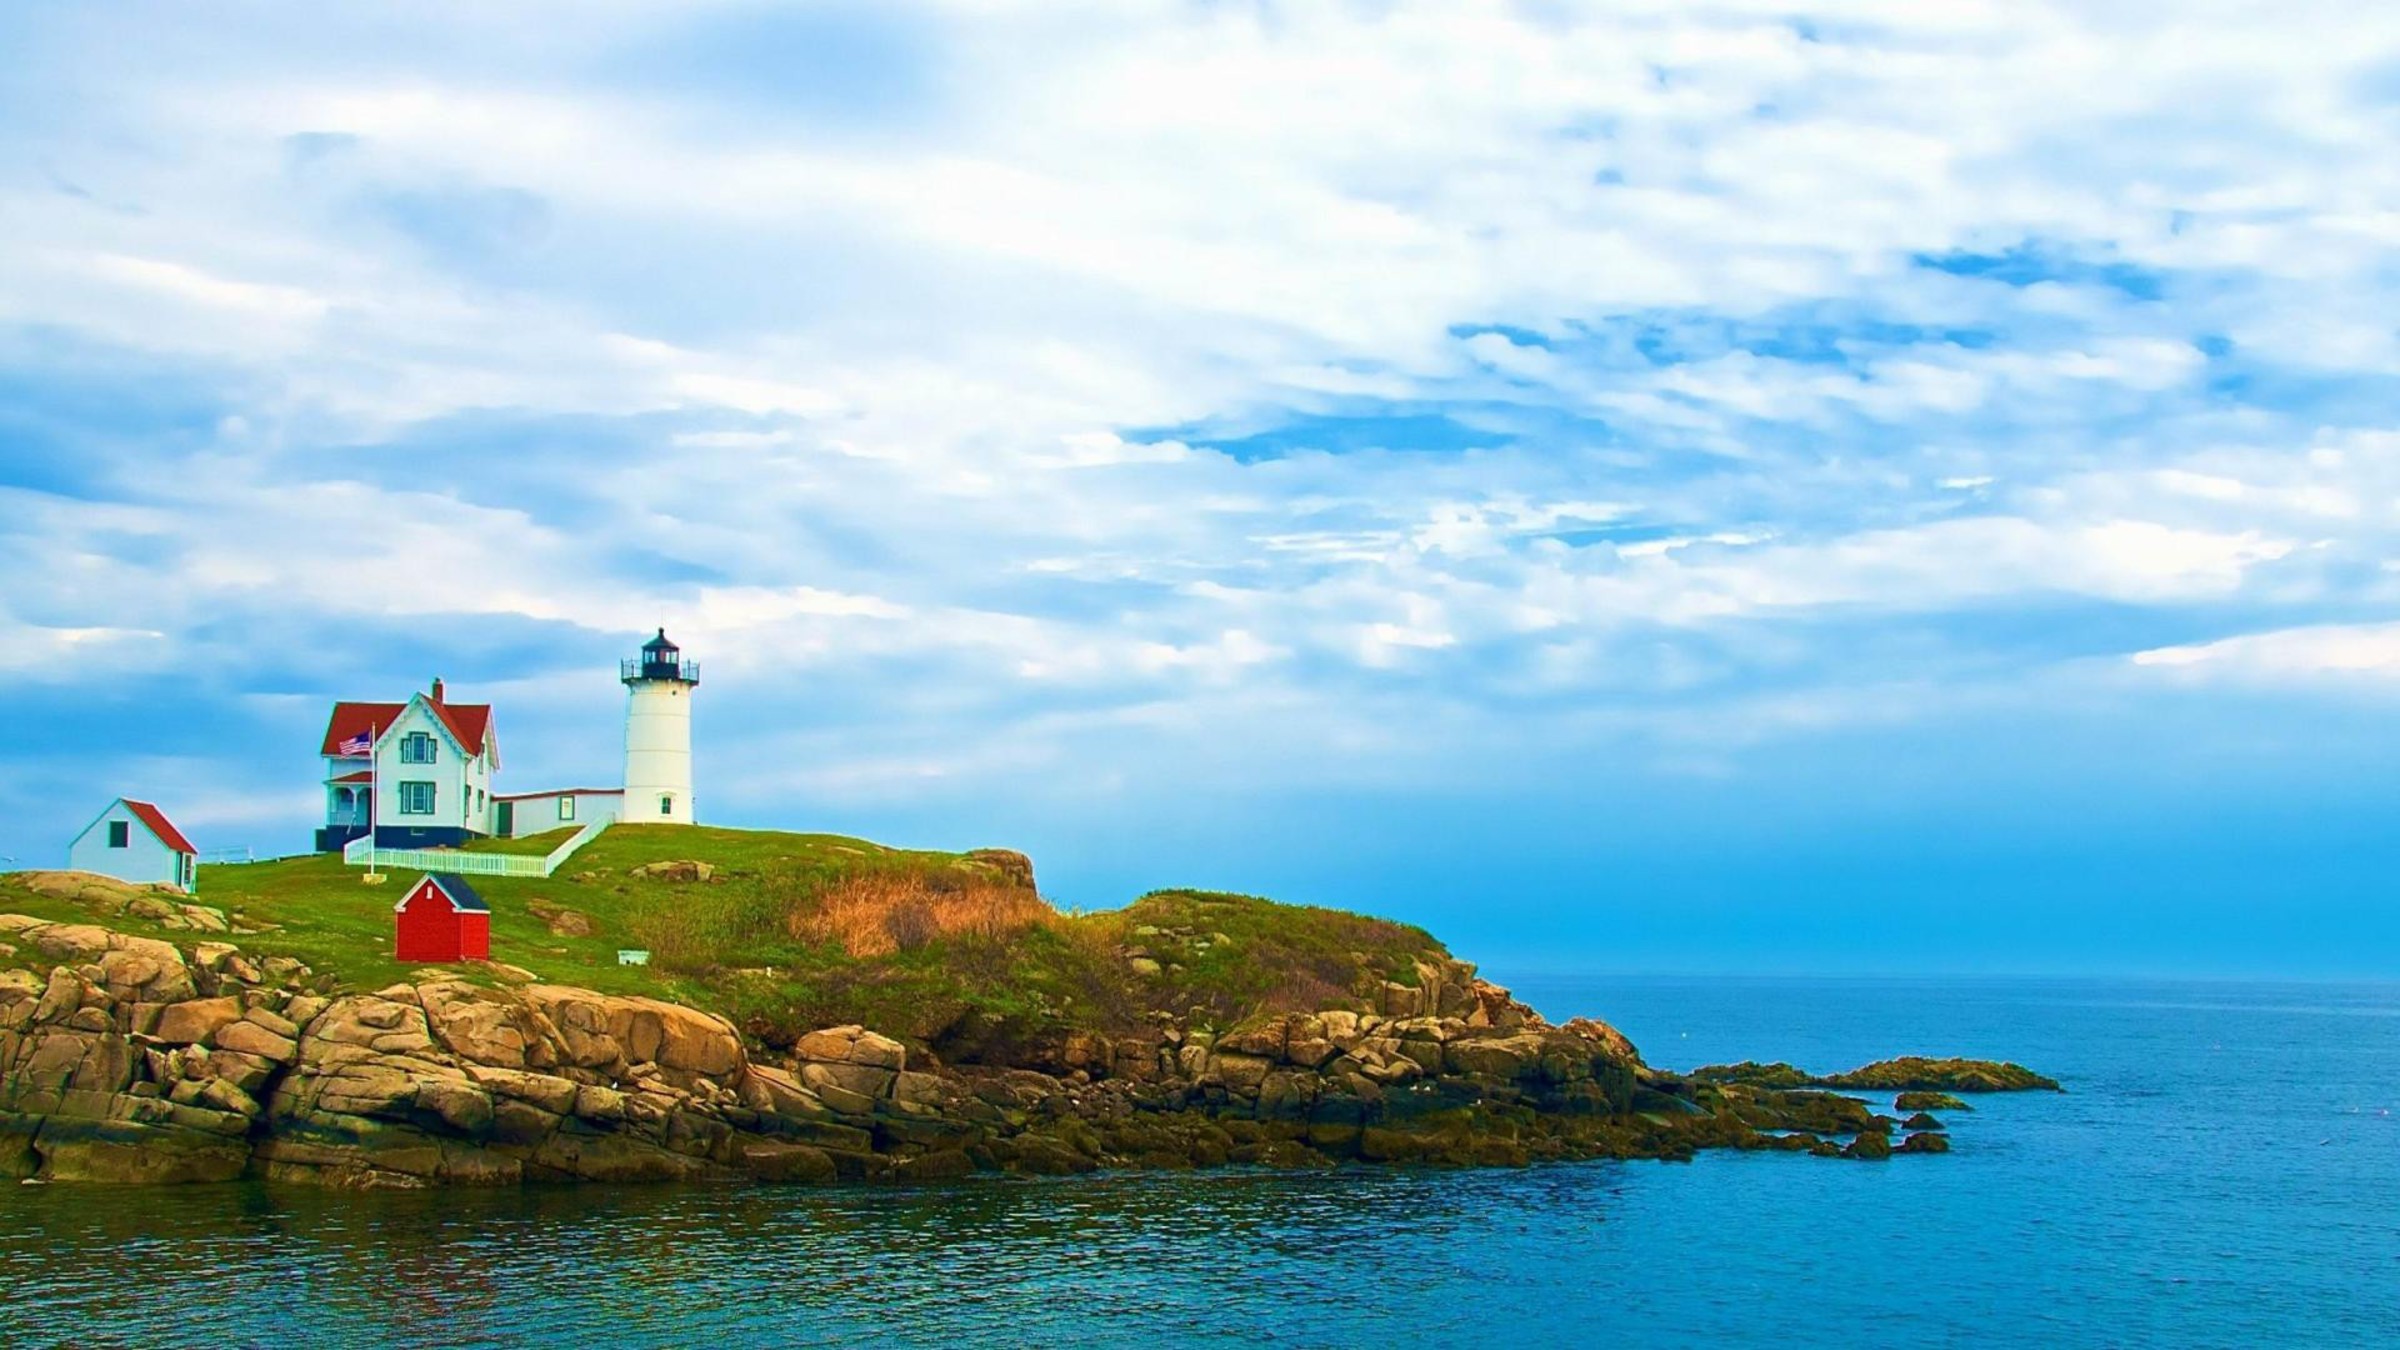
1 912 2050 1188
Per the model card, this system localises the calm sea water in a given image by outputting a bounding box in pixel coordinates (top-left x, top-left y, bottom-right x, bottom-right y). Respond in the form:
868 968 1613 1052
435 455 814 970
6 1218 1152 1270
3 976 2395 1349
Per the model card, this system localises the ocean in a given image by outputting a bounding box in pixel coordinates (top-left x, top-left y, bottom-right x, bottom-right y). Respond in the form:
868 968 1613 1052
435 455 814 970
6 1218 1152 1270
3 975 2394 1348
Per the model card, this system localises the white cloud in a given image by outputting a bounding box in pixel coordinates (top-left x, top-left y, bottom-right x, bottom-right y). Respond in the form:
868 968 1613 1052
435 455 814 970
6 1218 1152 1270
2132 623 2400 681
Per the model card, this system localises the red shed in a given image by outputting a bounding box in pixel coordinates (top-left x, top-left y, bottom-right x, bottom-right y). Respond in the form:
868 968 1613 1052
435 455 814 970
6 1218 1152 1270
394 873 491 962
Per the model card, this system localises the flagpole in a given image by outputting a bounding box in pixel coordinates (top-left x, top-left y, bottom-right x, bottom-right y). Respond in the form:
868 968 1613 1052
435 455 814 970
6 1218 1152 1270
364 719 382 883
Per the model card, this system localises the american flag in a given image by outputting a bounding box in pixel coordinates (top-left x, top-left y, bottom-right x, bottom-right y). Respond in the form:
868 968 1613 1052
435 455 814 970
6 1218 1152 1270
337 731 372 756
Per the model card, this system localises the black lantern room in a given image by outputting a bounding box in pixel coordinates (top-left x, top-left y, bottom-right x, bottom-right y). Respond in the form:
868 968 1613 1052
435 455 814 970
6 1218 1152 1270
622 628 699 685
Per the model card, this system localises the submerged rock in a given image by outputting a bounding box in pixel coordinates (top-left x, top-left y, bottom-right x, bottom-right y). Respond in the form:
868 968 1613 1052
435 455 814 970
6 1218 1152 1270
1894 1090 1972 1113
1843 1132 1893 1161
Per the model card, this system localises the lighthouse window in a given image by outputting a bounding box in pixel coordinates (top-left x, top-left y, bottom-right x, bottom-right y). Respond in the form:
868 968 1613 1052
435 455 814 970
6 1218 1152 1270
660 795 673 816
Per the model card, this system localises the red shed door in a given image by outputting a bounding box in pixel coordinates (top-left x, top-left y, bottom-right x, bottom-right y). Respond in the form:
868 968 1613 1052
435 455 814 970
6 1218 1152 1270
460 913 491 961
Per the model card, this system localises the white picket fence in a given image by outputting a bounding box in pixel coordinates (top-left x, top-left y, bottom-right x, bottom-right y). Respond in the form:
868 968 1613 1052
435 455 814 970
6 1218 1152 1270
343 820 608 879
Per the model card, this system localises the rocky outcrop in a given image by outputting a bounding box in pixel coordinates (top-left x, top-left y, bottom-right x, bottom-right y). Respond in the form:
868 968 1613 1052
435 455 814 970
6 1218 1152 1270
1693 1057 2062 1094
9 871 251 936
962 849 1036 890
0 914 2007 1186
1817 1058 2060 1093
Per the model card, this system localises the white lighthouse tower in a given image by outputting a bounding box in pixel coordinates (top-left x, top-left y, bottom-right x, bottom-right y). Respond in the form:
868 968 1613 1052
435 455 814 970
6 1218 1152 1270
622 628 698 825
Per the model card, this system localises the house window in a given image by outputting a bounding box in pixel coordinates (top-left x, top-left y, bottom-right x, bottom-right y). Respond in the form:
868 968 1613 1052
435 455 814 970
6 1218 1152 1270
559 796 576 822
660 795 673 816
399 781 436 815
107 821 130 849
399 732 437 764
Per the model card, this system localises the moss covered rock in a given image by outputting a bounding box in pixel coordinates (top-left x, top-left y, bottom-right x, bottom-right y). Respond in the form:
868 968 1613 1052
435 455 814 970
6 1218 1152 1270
1894 1090 1971 1112
1818 1058 2059 1093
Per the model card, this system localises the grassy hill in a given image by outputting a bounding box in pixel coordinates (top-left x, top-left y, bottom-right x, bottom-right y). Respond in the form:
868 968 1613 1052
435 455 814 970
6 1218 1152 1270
0 825 1446 1055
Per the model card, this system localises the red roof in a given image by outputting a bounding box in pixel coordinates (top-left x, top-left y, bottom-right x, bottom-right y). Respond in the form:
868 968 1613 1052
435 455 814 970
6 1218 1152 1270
328 771 373 784
492 788 624 800
322 698 492 757
121 800 196 856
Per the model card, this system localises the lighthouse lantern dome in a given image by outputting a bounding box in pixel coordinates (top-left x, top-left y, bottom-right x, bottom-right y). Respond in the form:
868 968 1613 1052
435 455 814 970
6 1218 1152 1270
623 628 698 685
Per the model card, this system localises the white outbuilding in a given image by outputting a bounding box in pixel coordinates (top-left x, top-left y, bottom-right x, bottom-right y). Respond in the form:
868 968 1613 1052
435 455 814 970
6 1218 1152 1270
493 787 625 838
68 798 199 894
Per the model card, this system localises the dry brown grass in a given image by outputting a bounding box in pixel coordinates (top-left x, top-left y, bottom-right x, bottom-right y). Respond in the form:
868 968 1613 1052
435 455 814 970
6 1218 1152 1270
789 870 1059 958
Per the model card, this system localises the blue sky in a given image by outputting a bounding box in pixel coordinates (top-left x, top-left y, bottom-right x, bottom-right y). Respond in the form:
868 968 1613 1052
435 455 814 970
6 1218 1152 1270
3 1 2397 977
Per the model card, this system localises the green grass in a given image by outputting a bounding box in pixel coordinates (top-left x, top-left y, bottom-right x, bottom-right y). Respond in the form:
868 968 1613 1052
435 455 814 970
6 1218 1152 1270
461 828 581 857
0 826 1450 1052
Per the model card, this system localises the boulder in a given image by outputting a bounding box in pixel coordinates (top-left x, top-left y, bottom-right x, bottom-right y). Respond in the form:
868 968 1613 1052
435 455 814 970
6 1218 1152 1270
799 1061 895 1103
1215 1023 1287 1060
414 1081 495 1136
242 1006 300 1041
1444 1035 1545 1081
419 982 546 1070
742 1141 838 1183
792 1025 904 1070
629 860 714 883
206 1049 280 1095
1209 1052 1273 1093
463 1066 581 1117
213 1020 297 1063
152 997 244 1047
523 987 626 1072
612 997 743 1079
1558 1016 1643 1066
1896 1131 1952 1155
962 849 1036 890
742 1066 825 1120
1894 1090 1972 1113
97 947 196 1004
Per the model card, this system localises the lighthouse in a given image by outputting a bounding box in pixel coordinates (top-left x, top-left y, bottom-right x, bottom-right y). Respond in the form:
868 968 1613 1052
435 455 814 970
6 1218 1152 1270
622 628 698 825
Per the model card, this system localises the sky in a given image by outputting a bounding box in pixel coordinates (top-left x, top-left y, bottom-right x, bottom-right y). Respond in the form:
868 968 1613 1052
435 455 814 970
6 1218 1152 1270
2 1 2397 978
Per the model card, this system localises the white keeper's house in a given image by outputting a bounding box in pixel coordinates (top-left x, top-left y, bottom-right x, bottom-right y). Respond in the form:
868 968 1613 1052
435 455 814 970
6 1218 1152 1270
315 630 700 853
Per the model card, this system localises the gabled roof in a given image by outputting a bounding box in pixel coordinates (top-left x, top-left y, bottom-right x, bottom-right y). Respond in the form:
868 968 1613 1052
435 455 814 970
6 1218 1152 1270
119 799 196 856
323 701 402 756
396 873 489 915
323 697 493 757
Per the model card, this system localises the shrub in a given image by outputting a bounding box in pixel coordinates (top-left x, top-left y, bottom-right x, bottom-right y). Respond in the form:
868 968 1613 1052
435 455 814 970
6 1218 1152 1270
790 871 1057 957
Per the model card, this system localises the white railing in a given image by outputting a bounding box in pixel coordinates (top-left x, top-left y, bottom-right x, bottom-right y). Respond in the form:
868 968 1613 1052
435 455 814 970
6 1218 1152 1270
543 820 608 873
344 821 608 879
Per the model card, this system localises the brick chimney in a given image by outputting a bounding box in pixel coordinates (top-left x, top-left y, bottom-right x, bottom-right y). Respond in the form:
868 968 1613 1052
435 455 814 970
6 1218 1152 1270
430 677 445 704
